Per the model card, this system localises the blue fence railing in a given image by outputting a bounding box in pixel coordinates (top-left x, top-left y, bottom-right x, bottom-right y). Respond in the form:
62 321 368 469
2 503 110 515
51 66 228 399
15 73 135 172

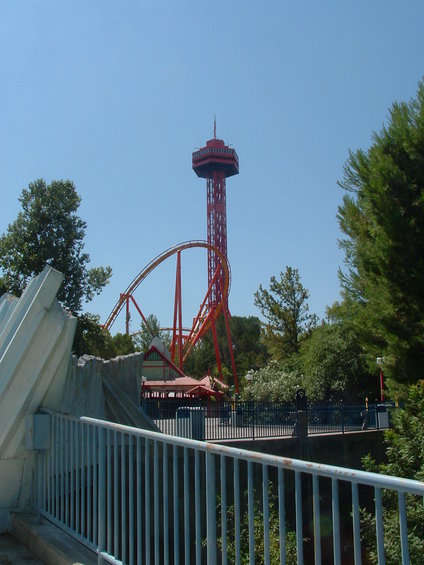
142 399 392 441
34 412 423 565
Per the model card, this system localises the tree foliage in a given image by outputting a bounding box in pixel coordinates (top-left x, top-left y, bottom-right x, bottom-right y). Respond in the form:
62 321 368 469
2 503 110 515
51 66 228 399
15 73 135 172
299 312 378 403
337 81 424 386
184 315 269 380
254 266 317 361
110 332 136 357
132 313 171 353
0 179 111 313
73 313 115 358
72 313 136 359
361 382 424 564
215 488 304 564
239 361 302 403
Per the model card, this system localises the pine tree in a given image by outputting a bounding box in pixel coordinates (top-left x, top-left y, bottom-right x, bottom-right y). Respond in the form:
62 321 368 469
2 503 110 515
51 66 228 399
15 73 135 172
254 266 317 361
337 80 424 386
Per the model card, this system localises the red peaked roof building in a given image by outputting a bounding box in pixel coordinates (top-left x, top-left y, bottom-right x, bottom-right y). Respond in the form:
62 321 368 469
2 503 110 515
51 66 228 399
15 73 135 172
141 344 228 399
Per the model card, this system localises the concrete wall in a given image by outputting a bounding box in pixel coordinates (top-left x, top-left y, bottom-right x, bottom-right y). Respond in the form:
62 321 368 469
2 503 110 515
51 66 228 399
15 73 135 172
62 352 155 429
0 264 157 532
0 266 77 532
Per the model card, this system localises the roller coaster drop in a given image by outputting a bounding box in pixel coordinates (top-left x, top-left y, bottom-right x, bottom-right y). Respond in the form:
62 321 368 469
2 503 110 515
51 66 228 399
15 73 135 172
103 240 239 393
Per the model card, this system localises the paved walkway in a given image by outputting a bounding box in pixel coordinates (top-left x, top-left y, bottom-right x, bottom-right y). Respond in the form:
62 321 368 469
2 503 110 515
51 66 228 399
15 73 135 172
0 533 42 564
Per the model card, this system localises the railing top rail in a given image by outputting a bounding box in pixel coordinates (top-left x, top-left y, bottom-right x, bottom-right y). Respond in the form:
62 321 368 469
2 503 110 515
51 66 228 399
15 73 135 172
78 415 424 496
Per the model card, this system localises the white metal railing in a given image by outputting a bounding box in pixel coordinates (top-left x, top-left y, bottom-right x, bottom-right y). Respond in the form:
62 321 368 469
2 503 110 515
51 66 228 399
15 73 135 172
34 412 424 564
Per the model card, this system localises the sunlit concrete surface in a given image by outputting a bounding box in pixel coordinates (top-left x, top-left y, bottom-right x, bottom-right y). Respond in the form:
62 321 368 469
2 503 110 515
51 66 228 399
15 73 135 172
0 266 77 532
9 513 96 565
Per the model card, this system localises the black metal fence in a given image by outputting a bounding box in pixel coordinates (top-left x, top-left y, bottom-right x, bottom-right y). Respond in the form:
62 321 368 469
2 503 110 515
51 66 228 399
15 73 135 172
142 399 394 441
308 403 395 435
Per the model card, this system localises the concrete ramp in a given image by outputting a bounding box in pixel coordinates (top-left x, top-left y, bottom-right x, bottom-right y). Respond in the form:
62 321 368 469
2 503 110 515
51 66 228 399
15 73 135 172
103 373 159 430
62 353 158 431
0 266 76 531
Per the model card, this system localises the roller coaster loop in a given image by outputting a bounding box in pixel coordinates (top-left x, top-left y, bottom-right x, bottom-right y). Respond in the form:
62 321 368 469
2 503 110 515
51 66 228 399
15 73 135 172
103 240 239 392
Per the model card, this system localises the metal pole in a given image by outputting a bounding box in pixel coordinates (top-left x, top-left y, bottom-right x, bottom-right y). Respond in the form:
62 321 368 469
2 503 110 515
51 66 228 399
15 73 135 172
206 451 217 565
97 427 106 565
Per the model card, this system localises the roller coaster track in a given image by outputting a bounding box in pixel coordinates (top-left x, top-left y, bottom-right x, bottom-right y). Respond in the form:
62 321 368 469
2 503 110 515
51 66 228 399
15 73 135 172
104 240 231 334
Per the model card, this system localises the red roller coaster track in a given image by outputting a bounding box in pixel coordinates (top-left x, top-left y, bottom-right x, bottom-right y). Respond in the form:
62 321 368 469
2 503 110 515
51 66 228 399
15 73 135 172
103 240 239 392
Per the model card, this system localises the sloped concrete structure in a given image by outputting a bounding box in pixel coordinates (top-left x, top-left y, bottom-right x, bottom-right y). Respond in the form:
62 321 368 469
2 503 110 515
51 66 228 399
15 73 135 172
0 266 77 532
62 353 157 429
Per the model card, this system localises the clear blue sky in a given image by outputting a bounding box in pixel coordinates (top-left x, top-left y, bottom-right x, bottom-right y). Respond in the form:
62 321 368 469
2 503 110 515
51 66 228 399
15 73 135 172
1 1 423 334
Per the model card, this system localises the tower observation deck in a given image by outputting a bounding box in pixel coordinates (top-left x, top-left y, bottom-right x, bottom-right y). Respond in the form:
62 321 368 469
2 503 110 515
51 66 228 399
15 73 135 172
192 129 239 307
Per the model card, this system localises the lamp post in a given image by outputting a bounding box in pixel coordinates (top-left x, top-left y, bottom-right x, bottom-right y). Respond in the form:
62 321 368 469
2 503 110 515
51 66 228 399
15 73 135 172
245 370 254 400
376 357 385 402
140 376 147 405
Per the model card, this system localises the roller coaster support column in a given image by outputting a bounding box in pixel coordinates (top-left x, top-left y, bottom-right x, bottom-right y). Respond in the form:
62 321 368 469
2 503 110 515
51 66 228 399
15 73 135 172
221 299 239 394
121 293 154 337
210 313 223 381
171 251 183 369
124 293 130 335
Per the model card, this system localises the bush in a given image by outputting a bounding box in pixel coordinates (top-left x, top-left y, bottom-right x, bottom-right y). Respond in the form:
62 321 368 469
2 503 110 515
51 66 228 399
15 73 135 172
215 488 306 564
361 381 424 564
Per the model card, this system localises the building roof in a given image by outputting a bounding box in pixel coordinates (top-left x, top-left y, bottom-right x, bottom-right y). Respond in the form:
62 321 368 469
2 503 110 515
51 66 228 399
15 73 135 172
142 345 229 399
143 345 186 379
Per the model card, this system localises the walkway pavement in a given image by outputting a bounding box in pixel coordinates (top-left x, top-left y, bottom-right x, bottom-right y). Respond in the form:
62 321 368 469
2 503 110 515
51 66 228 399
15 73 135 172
0 533 42 564
5 513 97 565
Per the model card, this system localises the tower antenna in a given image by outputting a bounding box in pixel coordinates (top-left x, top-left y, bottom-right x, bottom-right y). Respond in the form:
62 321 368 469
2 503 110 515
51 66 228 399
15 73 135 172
213 114 216 139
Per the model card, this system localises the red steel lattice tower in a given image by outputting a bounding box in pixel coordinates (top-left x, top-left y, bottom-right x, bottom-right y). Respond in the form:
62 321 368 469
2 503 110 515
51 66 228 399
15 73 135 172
192 123 239 307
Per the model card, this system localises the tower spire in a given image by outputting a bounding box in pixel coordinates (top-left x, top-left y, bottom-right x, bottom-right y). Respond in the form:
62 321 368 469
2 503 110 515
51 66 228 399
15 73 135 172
213 114 216 139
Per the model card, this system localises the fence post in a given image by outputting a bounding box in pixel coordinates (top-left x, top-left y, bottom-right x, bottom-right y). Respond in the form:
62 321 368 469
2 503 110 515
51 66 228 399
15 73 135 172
295 389 308 441
340 402 345 434
251 401 255 441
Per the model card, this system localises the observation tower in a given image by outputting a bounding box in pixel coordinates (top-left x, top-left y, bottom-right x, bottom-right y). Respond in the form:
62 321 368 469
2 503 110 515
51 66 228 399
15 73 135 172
192 122 239 307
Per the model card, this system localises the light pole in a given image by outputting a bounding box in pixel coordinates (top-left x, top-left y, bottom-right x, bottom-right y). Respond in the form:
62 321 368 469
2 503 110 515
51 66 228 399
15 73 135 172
245 370 254 398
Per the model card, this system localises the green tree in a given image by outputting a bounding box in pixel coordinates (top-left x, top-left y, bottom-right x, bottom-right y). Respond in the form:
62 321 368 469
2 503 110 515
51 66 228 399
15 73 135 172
337 81 424 387
239 361 302 403
361 382 424 564
227 315 269 375
183 315 269 380
0 179 111 313
110 332 136 357
254 266 317 361
299 307 378 403
73 315 136 359
216 488 304 564
72 312 135 359
132 313 171 353
73 313 116 358
183 337 217 379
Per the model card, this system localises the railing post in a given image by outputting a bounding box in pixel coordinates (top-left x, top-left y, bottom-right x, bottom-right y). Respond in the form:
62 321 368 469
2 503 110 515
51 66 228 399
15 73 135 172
36 451 43 523
33 413 424 565
206 451 217 565
295 471 304 564
97 426 106 565
340 402 345 434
